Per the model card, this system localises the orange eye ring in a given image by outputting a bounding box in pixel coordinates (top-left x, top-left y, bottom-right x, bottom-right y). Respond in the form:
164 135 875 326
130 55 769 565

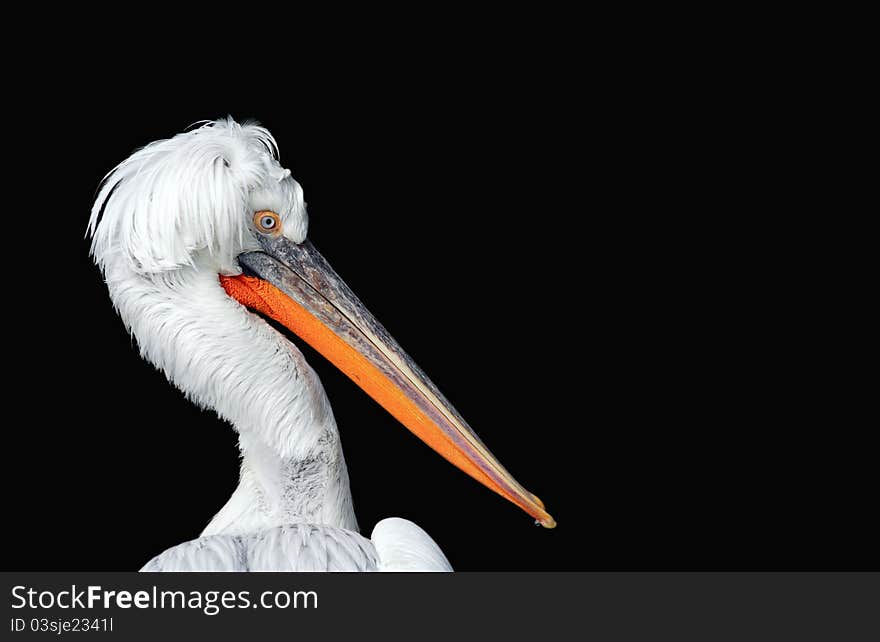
254 210 282 234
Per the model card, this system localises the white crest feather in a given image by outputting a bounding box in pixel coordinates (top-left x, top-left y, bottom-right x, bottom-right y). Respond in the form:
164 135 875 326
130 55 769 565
88 117 306 274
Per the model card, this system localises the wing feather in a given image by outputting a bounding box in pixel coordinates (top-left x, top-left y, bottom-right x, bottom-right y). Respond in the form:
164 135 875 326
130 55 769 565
370 518 453 572
141 524 379 572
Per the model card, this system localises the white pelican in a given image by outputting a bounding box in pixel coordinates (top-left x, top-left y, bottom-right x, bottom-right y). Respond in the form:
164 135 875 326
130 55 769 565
88 118 554 571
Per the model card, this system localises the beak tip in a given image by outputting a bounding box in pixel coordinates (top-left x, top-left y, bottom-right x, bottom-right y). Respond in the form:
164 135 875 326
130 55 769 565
538 515 557 529
529 494 555 528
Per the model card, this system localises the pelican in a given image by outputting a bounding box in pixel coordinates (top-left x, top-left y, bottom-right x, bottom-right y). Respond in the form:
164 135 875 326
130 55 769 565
88 118 554 572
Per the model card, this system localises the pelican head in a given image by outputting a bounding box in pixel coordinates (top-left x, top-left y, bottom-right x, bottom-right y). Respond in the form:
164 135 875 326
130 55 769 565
88 117 554 531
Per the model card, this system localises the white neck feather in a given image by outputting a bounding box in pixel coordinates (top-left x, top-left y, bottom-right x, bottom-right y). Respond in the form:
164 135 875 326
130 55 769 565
104 258 359 536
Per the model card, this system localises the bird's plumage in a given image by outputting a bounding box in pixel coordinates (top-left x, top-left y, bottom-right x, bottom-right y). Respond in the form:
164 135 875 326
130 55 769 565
89 118 305 274
90 118 453 572
141 519 451 572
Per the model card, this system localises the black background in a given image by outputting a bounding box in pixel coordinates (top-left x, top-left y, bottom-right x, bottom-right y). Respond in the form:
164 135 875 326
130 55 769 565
2 40 873 572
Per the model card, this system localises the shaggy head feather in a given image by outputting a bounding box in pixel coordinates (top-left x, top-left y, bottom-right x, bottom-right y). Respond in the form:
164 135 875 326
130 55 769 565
88 117 306 275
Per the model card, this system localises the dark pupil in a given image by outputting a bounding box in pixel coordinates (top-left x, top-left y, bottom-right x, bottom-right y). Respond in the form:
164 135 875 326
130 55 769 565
262 216 275 228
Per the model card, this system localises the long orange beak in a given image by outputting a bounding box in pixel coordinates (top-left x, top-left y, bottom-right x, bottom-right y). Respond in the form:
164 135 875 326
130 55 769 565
220 237 554 528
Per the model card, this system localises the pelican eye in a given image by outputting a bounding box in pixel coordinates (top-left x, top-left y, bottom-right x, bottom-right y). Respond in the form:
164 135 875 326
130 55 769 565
254 210 281 233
